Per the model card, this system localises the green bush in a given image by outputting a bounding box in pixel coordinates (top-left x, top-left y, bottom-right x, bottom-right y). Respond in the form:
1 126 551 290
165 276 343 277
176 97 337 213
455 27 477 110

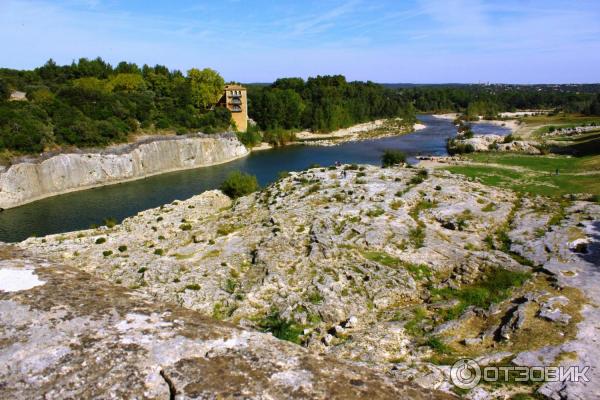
381 149 407 168
118 245 128 252
154 248 164 256
236 125 262 147
258 311 304 344
95 237 106 244
220 171 259 199
185 283 201 291
180 223 192 231
103 217 117 228
102 250 113 257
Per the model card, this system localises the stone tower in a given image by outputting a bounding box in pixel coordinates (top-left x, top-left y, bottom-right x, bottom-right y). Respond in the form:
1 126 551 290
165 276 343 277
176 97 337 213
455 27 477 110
220 84 248 132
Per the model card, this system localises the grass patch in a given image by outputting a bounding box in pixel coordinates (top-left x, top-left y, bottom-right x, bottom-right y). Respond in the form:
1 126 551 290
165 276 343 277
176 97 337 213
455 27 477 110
361 251 431 279
446 154 600 198
185 283 201 291
216 224 240 236
408 226 426 248
430 268 531 322
366 207 385 217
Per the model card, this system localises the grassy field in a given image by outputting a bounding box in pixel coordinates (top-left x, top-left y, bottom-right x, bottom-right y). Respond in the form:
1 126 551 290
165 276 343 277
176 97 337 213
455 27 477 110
444 153 600 199
514 115 600 139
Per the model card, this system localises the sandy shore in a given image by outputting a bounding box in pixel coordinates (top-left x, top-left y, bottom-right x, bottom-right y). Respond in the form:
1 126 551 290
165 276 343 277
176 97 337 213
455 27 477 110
294 119 388 141
432 113 459 120
292 119 423 146
250 142 273 151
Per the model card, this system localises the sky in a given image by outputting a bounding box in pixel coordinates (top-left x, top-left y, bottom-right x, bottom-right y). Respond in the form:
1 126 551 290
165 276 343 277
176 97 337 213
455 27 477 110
1 0 599 83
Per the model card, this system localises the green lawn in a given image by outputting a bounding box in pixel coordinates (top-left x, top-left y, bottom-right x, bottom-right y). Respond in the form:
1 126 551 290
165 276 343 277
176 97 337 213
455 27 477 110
444 153 600 198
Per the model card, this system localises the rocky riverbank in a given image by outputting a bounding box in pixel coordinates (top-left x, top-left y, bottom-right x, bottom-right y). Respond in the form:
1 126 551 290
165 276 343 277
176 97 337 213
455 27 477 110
10 163 600 399
293 118 421 146
448 134 541 155
0 133 248 210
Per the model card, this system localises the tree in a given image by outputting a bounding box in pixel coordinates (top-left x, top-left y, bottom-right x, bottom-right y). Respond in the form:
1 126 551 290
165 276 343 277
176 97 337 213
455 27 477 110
109 73 146 92
187 68 225 109
0 79 9 100
114 61 141 75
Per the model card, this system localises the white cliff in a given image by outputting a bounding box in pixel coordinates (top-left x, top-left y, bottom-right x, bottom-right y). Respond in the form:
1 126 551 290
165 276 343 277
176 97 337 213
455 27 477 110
0 134 248 209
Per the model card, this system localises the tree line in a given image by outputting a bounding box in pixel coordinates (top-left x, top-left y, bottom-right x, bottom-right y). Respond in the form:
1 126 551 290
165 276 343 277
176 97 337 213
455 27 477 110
398 85 600 119
244 75 416 145
0 57 231 153
2 58 599 155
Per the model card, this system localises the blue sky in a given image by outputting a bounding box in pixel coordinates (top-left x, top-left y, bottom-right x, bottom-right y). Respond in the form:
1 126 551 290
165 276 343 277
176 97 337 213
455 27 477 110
1 0 599 83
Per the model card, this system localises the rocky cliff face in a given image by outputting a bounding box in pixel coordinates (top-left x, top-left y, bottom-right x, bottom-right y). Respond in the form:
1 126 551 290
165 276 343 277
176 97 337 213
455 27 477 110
0 134 248 209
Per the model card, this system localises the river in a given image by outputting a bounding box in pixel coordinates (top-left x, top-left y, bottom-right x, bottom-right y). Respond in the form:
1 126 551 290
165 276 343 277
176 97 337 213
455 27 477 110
0 115 509 242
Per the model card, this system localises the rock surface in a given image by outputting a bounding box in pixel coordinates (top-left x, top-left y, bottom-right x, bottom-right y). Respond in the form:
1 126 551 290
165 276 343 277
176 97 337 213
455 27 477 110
0 133 248 209
451 134 541 154
6 163 600 399
0 246 452 400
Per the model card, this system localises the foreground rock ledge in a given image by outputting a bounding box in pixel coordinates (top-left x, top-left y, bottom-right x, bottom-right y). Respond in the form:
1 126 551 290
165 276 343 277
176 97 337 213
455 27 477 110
0 247 452 399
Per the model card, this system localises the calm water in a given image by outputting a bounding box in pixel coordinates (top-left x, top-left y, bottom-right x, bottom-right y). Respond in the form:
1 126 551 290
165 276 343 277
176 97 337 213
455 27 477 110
0 115 508 242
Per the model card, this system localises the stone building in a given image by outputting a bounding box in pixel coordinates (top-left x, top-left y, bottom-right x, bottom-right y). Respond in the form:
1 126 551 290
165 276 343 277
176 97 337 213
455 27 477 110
218 84 248 132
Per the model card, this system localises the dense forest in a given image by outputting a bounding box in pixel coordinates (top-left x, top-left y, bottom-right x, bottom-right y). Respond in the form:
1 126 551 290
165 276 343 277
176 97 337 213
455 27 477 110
398 85 600 119
246 76 416 141
1 58 599 155
0 58 231 153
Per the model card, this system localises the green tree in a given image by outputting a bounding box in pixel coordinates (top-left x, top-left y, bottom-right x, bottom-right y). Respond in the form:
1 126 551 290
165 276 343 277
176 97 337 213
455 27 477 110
109 73 146 92
187 68 225 109
0 79 9 100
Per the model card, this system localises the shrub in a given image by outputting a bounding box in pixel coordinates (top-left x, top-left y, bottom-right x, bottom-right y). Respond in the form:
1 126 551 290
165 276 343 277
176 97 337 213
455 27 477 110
258 311 304 344
366 207 385 217
307 291 324 304
185 283 201 291
503 134 514 143
461 129 474 139
425 336 451 354
381 149 406 168
103 217 117 228
410 176 424 185
102 250 113 257
307 183 321 194
95 237 106 244
180 223 192 231
220 171 259 199
154 248 164 256
409 226 426 248
236 126 262 147
118 245 128 252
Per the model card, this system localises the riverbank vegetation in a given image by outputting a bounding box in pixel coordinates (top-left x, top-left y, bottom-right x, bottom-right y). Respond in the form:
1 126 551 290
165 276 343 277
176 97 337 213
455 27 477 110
0 58 232 154
397 84 600 118
247 75 417 143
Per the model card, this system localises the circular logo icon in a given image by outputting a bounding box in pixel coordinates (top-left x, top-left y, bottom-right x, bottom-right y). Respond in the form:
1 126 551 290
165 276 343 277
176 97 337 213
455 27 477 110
450 358 481 389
